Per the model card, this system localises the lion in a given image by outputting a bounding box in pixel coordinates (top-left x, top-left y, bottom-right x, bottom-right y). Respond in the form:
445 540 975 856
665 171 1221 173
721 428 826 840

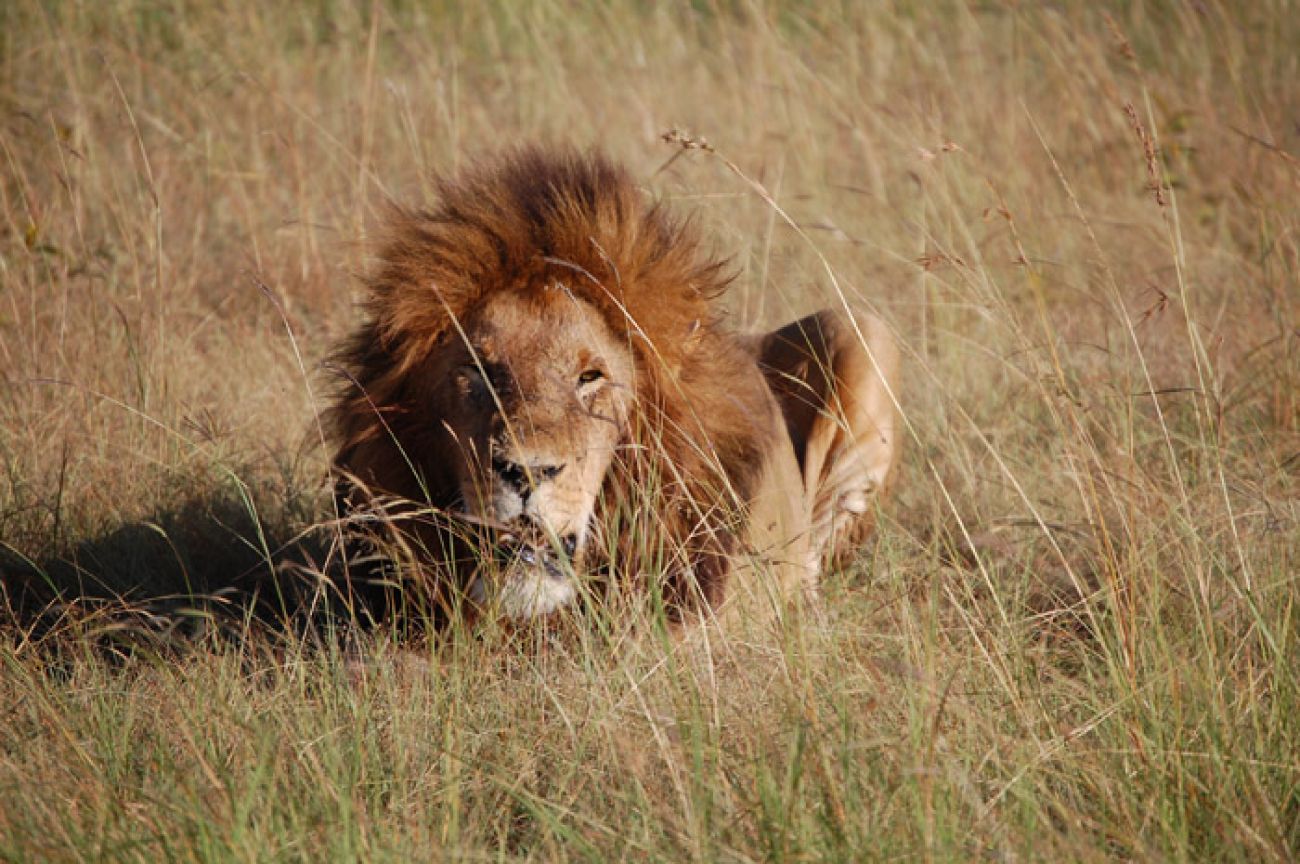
327 147 899 628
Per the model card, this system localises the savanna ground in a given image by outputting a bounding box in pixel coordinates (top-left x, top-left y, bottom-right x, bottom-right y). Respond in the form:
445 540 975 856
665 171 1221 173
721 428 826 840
1 1 1297 860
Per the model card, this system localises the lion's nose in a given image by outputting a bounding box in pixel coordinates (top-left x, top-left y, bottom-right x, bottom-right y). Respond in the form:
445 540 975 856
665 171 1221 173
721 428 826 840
492 457 565 494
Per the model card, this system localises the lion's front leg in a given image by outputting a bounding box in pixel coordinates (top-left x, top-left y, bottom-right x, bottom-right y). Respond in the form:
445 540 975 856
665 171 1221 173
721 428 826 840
757 308 901 569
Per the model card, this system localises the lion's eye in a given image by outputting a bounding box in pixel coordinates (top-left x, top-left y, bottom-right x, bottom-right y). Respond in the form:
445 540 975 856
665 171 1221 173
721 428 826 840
577 369 605 386
456 364 489 398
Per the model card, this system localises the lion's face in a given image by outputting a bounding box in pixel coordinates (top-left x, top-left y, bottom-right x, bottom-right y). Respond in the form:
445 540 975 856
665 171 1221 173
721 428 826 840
437 289 635 617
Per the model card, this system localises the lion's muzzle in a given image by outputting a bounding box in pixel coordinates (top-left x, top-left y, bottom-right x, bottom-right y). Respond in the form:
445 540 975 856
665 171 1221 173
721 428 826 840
461 438 602 618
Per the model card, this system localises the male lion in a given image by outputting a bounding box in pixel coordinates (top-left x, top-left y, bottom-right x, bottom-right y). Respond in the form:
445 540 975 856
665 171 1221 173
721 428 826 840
328 147 899 627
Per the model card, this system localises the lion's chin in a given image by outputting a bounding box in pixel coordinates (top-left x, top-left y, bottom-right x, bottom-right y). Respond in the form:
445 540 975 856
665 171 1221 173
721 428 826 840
468 567 576 619
466 535 581 619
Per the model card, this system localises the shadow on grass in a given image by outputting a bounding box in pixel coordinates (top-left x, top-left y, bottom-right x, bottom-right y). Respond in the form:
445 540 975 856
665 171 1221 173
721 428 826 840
0 490 342 650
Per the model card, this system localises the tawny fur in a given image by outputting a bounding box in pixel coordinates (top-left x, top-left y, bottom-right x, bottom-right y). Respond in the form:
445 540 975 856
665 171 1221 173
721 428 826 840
327 146 899 625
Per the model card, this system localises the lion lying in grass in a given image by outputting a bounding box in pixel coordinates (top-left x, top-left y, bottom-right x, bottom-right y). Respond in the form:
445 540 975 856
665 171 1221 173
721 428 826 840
328 147 899 627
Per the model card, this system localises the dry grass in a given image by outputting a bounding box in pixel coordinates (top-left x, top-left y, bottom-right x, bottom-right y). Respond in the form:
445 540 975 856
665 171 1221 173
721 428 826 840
1 1 1297 860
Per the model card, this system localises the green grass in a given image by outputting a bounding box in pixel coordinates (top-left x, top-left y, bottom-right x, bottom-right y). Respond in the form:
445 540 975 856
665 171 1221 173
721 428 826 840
1 0 1297 860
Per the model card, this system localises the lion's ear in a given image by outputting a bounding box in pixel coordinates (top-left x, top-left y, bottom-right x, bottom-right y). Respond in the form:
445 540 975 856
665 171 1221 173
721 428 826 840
365 239 485 374
663 319 704 373
685 319 703 350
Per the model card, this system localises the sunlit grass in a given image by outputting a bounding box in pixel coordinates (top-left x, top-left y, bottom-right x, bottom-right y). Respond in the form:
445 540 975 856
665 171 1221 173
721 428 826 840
1 0 1296 860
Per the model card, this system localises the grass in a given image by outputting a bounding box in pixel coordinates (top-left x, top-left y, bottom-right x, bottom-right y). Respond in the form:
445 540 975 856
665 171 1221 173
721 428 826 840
1 0 1297 860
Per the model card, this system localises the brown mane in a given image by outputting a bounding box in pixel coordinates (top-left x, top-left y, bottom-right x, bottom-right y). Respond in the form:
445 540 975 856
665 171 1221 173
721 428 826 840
328 146 780 613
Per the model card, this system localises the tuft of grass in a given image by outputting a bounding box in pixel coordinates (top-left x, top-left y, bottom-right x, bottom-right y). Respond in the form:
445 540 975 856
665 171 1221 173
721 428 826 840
1 0 1297 860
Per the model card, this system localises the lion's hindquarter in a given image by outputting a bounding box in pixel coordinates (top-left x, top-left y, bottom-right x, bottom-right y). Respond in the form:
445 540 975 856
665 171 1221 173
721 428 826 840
737 306 901 611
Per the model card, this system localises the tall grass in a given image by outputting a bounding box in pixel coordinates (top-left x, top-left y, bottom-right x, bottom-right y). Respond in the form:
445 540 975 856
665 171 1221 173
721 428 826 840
1 0 1296 860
